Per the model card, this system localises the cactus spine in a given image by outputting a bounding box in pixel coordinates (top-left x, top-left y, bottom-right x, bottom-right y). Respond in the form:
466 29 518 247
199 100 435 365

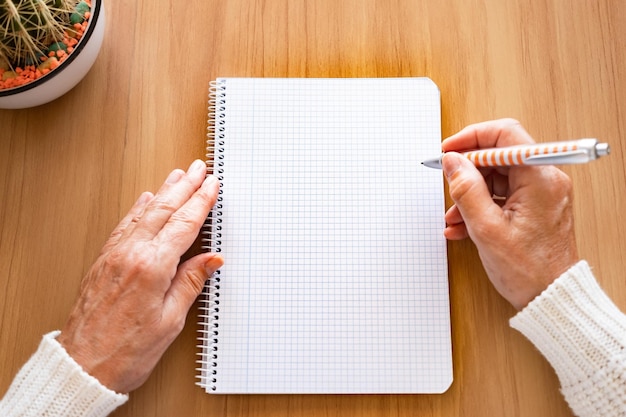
0 0 79 69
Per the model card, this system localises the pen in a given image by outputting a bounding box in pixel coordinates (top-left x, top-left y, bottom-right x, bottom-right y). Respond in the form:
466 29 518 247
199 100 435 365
421 138 610 169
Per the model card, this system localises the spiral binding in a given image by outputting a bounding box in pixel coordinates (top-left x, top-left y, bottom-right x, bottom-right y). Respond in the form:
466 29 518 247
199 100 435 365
196 79 226 392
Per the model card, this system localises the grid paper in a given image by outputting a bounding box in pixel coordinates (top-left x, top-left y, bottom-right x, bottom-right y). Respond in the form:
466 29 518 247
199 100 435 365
199 78 452 394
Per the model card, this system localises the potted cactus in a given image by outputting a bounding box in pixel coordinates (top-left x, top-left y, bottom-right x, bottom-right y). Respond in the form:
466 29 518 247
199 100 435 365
0 0 105 109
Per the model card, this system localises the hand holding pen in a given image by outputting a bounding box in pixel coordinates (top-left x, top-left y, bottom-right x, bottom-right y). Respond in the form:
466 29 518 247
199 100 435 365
440 119 580 310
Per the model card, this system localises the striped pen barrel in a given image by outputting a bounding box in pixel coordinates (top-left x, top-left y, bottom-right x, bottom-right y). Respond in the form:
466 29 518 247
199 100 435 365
421 139 610 169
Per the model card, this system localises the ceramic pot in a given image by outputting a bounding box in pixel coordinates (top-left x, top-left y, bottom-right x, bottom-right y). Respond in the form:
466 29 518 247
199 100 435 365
0 0 105 109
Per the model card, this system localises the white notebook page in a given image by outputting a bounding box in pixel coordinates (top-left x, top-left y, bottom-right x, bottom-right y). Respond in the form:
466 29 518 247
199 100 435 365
198 77 452 394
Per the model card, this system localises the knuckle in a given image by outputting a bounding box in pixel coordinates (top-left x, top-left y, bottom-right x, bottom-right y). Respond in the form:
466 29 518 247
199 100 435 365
171 314 187 335
169 210 204 234
196 187 216 206
543 167 574 201
151 196 179 215
160 311 187 338
101 247 130 273
104 244 158 279
130 250 156 272
448 173 479 204
498 118 535 145
499 117 522 128
558 170 574 195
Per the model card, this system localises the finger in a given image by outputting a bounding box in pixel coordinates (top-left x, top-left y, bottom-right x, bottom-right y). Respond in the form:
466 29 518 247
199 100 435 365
155 175 220 252
484 171 510 198
444 223 469 240
163 253 224 325
442 152 503 235
491 172 510 198
442 118 536 152
133 160 207 240
444 204 464 226
444 204 469 240
101 192 153 253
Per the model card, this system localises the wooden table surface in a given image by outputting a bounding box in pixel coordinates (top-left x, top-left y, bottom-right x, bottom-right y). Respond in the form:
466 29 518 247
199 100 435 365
1 1 625 416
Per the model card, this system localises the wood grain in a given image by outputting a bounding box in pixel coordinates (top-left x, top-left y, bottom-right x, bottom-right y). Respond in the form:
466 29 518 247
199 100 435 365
1 1 625 416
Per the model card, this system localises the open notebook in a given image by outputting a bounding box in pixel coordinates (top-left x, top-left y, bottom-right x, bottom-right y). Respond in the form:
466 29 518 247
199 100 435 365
197 78 452 394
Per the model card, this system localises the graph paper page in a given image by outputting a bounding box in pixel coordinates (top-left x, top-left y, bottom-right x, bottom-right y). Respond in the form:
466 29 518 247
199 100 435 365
201 78 451 394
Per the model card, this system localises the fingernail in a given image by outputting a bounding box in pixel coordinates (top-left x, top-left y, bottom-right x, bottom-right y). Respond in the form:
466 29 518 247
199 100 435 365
166 169 184 184
188 159 206 174
205 255 224 275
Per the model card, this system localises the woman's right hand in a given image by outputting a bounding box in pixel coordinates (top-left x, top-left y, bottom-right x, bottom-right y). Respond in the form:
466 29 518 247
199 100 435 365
441 119 579 310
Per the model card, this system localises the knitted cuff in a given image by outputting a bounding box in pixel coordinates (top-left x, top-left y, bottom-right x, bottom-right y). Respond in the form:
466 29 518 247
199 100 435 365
510 260 626 416
0 331 128 417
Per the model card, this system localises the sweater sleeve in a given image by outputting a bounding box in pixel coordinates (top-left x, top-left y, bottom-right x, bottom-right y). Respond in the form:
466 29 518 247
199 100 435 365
0 331 128 417
510 260 626 417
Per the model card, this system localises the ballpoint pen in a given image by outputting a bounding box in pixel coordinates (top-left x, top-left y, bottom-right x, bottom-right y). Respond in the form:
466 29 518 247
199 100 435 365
421 138 610 169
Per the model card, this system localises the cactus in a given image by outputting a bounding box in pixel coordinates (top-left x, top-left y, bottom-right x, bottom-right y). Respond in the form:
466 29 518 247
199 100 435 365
0 0 80 69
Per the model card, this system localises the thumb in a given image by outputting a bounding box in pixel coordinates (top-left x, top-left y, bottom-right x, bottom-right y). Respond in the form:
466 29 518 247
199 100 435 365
164 253 224 315
442 153 501 228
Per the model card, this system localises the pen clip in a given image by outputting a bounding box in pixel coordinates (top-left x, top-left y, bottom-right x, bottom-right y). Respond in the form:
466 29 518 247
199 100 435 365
525 150 590 165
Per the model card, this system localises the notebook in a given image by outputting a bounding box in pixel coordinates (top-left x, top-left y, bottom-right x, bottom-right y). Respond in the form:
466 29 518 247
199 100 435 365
197 77 452 394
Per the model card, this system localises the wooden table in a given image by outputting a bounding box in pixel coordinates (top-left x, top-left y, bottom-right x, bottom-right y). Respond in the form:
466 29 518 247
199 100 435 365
1 1 625 416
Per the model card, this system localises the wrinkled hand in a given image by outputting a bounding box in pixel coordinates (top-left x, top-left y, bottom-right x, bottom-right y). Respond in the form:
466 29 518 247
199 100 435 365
57 160 223 393
441 119 579 310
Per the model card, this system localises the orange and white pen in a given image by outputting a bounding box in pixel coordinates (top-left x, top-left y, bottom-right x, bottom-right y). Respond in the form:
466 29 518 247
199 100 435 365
421 139 610 169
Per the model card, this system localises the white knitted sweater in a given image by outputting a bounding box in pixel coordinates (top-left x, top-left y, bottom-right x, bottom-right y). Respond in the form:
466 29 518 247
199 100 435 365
0 331 127 416
511 260 626 416
0 260 624 416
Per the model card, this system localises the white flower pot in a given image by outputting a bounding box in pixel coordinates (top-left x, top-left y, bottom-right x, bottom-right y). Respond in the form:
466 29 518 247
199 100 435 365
0 0 105 109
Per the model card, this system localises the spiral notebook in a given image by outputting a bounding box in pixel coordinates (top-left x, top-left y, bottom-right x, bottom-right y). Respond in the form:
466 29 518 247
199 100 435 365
197 77 452 394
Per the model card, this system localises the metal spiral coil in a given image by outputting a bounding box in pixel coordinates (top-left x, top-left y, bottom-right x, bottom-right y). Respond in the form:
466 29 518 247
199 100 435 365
196 79 226 392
